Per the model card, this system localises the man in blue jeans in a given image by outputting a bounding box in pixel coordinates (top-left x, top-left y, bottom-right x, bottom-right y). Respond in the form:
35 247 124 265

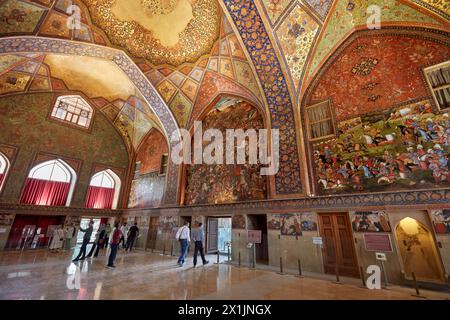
175 221 190 266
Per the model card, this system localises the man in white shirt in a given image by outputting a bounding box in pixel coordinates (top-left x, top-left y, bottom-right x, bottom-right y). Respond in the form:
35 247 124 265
175 221 190 267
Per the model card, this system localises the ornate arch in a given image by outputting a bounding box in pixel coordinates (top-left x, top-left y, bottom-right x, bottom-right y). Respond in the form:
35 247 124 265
0 36 181 205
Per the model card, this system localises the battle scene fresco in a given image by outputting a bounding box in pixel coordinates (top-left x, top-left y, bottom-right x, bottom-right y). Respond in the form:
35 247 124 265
430 210 450 234
267 214 302 236
184 102 267 204
313 100 450 195
351 211 392 232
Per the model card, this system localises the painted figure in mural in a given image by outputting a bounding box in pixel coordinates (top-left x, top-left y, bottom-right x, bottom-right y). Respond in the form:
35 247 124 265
351 212 391 233
185 102 267 205
314 101 450 194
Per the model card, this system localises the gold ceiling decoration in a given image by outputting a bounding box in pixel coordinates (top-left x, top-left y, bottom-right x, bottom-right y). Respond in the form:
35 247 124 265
82 0 220 66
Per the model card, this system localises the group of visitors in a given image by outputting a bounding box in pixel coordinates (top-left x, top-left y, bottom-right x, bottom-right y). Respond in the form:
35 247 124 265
48 224 77 252
72 220 140 268
175 221 209 268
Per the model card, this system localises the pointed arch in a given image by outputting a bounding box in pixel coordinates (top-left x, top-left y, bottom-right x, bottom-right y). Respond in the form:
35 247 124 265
86 169 122 209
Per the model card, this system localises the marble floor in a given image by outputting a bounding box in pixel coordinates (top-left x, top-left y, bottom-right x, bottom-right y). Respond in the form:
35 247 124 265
0 249 449 300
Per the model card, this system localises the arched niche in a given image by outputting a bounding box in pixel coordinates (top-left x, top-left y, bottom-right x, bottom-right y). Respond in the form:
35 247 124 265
182 97 269 205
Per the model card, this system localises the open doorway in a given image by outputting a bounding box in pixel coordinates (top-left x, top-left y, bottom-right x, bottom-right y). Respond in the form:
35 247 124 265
206 217 232 254
247 214 269 264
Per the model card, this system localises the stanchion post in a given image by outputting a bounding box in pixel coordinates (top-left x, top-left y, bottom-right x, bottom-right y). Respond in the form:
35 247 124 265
333 263 342 284
411 272 427 299
162 239 166 256
170 241 174 256
238 251 241 268
215 251 220 264
277 257 285 275
359 266 367 288
295 259 304 278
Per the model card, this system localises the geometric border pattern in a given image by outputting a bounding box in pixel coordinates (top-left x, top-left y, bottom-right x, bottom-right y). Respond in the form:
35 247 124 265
223 0 303 195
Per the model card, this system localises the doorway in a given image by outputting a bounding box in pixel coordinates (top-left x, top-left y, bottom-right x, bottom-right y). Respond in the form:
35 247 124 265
206 217 232 254
318 213 359 278
395 217 444 282
146 216 159 250
5 215 65 250
247 214 269 264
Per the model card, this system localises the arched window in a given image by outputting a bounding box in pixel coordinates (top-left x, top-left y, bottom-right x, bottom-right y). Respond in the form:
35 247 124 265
0 152 10 192
51 95 93 128
85 169 121 209
20 159 76 207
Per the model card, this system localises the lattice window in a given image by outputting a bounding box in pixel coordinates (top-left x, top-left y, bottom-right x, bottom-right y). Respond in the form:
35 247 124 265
306 100 335 140
51 95 93 128
424 60 450 111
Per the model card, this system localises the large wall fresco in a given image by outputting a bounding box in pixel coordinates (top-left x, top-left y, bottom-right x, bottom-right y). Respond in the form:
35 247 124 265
313 100 450 195
310 34 450 121
0 92 129 206
184 102 267 205
128 172 165 208
128 129 169 209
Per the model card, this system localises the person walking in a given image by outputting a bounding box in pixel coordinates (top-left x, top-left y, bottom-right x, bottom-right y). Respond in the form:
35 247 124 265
125 222 139 252
175 221 190 267
73 220 94 262
86 223 104 258
103 223 112 249
192 222 209 267
93 224 106 258
107 222 122 268
119 222 128 249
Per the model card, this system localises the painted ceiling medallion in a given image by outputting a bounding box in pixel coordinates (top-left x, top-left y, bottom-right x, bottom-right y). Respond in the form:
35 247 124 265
81 0 220 66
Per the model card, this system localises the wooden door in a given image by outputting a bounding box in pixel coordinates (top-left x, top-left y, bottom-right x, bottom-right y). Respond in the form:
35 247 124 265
319 213 359 278
207 218 219 253
146 217 159 250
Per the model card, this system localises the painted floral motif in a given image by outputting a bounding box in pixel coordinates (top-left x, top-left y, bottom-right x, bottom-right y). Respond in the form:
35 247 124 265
223 0 303 194
276 4 320 90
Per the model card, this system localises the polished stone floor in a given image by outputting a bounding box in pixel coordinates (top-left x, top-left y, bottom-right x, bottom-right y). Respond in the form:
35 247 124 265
0 249 449 300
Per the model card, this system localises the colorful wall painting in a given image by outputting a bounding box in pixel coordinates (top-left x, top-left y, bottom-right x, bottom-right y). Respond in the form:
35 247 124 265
351 211 392 233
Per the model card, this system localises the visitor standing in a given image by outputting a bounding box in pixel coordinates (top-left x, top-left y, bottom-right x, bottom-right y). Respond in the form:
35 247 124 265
107 222 122 268
103 223 112 248
120 222 128 249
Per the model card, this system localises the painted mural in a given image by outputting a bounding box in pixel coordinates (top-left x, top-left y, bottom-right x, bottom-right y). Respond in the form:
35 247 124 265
232 214 246 230
0 214 14 226
128 129 168 209
268 213 317 232
184 102 267 205
430 210 450 234
267 214 302 236
128 172 165 209
351 211 392 232
313 100 450 195
310 35 450 122
158 216 177 231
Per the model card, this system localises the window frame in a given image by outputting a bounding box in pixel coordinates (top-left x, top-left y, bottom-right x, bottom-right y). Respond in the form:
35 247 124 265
87 169 121 209
0 152 10 194
25 159 77 207
424 60 450 112
305 100 336 142
49 95 95 130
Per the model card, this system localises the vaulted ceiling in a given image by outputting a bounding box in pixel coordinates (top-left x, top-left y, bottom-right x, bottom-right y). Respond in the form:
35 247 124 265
0 0 448 146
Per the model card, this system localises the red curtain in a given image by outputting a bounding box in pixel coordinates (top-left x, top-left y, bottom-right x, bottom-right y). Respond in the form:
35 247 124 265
20 178 70 206
85 186 114 209
0 173 4 187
